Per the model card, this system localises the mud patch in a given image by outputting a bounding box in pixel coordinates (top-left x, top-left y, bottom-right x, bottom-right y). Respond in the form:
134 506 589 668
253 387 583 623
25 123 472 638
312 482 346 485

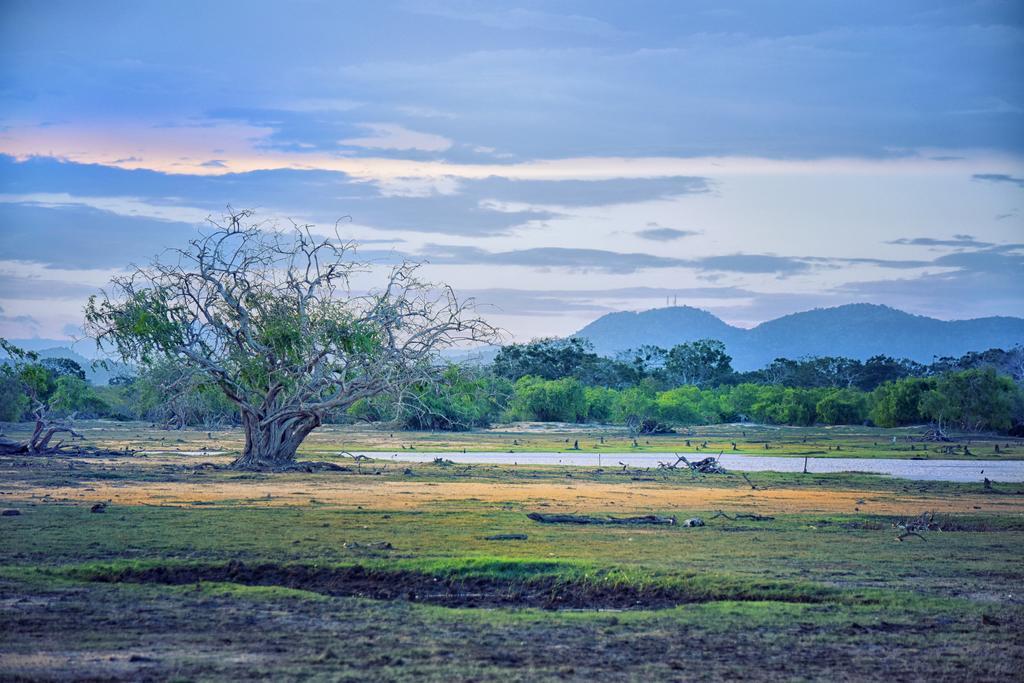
78 561 837 610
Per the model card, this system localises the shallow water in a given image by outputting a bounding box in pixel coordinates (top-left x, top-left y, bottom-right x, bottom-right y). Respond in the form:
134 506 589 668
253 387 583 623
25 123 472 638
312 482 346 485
356 451 1024 483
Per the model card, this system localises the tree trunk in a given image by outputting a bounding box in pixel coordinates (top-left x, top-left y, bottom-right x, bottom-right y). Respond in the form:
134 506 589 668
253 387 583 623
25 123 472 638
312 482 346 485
231 412 321 469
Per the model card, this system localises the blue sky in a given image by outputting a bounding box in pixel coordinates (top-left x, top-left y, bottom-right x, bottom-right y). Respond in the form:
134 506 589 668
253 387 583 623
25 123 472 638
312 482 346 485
0 0 1022 345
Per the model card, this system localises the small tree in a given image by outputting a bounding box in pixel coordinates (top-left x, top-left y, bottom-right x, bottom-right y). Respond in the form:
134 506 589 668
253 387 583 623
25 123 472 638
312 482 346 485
85 210 494 469
0 339 85 454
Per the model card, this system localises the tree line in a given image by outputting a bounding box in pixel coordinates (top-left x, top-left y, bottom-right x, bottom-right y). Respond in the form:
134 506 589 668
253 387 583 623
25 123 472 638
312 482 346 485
357 338 1023 435
4 336 1021 436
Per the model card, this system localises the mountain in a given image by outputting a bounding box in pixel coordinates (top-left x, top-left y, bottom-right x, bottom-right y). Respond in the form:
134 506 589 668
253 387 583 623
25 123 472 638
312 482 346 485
5 338 102 358
574 304 1024 371
1 343 131 385
441 345 501 365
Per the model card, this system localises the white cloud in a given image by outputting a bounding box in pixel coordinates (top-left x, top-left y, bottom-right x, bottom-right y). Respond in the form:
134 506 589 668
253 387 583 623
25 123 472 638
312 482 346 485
339 123 453 152
0 192 211 225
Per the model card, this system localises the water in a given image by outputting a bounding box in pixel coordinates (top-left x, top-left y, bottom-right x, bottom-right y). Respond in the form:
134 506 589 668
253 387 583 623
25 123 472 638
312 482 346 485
352 451 1024 483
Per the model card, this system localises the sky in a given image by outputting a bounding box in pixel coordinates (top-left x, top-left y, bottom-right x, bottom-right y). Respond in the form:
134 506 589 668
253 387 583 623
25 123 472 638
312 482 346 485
0 0 1022 348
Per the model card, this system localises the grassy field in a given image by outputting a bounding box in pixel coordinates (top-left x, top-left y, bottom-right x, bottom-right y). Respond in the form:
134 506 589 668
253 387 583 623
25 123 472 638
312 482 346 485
1 422 1023 681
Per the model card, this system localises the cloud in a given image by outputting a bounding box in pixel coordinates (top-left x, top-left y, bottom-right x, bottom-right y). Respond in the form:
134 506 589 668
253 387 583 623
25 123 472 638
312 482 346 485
840 244 1024 318
0 305 43 338
404 2 623 37
417 245 935 275
0 273 99 299
465 176 709 207
841 269 1024 319
635 227 699 241
330 21 1024 158
932 244 1024 276
4 4 1023 163
0 156 716 237
0 202 199 268
0 306 40 330
422 245 689 273
972 173 1024 188
694 254 813 275
461 285 757 316
0 156 546 237
338 123 453 152
888 235 994 248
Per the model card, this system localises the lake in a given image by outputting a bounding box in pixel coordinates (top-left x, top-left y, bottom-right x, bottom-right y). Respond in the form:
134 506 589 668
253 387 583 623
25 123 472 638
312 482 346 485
355 451 1024 483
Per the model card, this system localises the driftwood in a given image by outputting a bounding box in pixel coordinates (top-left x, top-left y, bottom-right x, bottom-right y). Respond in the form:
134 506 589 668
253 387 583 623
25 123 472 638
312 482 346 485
920 426 953 443
894 511 941 541
658 453 726 475
0 435 132 459
710 510 775 521
527 512 677 526
0 411 84 456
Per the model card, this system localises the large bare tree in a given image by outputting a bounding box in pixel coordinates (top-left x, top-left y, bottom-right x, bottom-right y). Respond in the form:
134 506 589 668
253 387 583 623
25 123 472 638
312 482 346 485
85 210 495 469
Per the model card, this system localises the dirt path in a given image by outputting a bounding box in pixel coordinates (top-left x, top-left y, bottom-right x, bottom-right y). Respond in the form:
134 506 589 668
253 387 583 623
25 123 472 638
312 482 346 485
7 477 1020 515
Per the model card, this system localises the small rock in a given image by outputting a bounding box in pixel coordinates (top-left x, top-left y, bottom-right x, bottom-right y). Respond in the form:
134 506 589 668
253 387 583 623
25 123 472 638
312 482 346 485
1 509 20 516
682 517 705 527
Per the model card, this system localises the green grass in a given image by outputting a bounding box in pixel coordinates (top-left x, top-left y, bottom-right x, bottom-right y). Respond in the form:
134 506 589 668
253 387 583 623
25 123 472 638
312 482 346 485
1 422 1022 680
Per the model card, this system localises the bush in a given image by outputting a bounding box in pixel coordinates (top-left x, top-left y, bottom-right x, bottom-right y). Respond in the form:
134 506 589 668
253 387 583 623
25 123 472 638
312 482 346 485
919 369 1021 432
583 386 618 423
0 375 28 421
816 388 868 425
869 377 934 427
506 376 587 423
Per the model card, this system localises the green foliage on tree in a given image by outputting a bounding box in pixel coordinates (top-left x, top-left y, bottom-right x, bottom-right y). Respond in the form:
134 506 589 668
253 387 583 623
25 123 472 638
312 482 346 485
49 376 107 416
655 386 707 425
613 384 665 434
815 388 868 425
663 339 733 388
919 368 1021 432
506 376 587 423
583 386 618 422
0 375 29 421
868 377 935 427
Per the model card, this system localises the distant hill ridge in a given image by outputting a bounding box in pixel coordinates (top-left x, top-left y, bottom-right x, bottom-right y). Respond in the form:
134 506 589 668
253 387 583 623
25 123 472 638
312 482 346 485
574 303 1024 371
1 342 129 385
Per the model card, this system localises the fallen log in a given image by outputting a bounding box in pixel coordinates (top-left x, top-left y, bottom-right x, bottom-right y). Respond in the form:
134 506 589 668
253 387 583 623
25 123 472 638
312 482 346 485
710 510 775 521
0 436 26 455
527 512 676 526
